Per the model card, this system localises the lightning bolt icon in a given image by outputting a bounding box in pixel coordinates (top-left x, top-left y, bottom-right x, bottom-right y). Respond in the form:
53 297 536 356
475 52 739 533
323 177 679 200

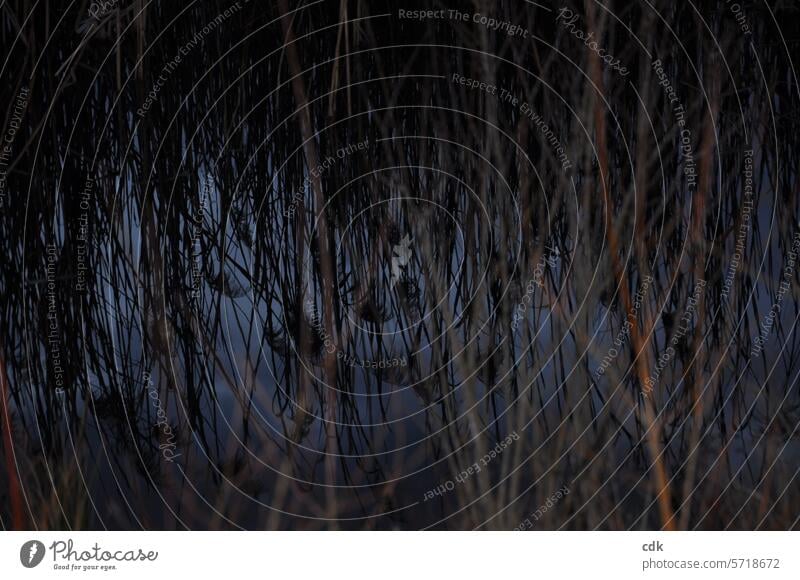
28 543 38 564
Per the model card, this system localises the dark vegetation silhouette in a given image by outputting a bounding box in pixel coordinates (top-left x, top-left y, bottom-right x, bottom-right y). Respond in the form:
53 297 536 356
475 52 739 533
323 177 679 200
1 0 799 529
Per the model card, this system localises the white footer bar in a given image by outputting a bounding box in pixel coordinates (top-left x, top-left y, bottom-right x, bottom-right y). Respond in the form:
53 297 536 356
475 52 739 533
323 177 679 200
1 531 796 579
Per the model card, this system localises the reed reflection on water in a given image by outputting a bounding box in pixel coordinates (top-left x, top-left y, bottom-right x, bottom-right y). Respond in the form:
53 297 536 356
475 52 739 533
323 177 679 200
1 0 800 530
